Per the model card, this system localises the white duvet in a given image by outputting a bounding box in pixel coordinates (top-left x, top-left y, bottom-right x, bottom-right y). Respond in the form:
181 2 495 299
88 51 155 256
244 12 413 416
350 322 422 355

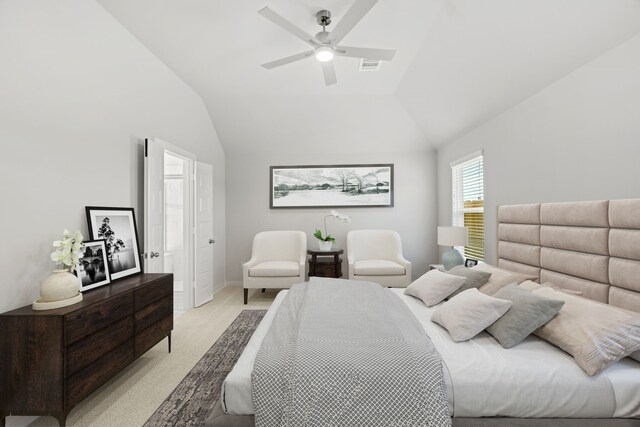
222 289 640 418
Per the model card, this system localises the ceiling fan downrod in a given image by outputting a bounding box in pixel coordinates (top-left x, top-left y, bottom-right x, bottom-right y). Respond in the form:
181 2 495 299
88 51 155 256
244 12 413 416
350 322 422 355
316 10 332 31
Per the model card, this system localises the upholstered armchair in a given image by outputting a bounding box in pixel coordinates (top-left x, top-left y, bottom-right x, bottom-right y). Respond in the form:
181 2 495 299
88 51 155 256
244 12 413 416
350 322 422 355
347 230 412 287
242 231 307 304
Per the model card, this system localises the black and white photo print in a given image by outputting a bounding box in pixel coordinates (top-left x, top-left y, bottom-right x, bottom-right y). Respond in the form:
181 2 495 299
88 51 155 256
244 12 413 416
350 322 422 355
85 207 142 280
76 239 111 291
270 164 394 208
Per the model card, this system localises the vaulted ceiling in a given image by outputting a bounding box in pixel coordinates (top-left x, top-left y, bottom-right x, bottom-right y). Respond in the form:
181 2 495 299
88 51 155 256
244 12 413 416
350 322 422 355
98 0 640 153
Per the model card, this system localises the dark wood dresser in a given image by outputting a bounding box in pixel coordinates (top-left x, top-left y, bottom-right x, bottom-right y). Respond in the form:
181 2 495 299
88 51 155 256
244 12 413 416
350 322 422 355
0 273 173 426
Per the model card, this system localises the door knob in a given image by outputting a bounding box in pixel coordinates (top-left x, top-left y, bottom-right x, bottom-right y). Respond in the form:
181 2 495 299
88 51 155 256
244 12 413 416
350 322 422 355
150 251 160 258
209 239 215 244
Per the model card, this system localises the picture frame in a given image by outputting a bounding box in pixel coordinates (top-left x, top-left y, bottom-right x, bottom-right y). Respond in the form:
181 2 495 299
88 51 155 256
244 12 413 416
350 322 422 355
270 164 394 209
464 258 479 268
85 206 142 281
76 239 111 292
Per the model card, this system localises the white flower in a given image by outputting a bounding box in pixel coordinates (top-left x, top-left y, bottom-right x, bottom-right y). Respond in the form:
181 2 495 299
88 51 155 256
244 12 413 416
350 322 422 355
328 210 351 222
50 229 84 272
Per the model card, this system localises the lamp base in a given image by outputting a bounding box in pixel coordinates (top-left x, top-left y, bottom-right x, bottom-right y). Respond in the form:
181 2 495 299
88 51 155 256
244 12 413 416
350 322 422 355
442 248 464 271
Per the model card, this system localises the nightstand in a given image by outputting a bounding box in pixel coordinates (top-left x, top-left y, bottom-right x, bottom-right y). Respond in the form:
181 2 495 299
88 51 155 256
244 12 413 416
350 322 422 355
307 249 343 278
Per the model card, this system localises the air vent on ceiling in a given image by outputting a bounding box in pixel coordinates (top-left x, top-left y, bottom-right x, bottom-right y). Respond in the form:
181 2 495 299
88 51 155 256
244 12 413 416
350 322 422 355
359 58 381 71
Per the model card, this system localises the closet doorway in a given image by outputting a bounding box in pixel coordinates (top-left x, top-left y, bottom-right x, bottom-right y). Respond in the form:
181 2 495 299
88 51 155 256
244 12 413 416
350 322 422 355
144 138 215 316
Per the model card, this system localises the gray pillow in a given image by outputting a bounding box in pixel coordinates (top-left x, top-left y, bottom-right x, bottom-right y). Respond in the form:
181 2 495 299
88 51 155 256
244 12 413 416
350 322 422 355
487 284 565 348
446 265 492 298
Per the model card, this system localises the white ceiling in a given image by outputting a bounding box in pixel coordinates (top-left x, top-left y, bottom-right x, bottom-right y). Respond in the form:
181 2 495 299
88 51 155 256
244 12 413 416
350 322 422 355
98 0 640 152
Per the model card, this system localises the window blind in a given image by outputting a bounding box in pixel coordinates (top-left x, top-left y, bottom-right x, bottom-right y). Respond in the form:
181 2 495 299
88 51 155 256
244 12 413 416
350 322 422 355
451 154 484 261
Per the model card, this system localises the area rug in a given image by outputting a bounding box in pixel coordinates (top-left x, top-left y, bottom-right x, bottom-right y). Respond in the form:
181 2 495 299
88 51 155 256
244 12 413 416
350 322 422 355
144 310 266 427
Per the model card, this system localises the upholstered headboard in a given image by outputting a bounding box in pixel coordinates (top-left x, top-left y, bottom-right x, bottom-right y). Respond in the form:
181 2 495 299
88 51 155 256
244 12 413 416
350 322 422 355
497 199 640 313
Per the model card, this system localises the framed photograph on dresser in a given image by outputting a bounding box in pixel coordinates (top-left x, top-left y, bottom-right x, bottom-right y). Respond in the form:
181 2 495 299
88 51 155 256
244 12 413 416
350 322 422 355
76 239 111 292
85 206 142 281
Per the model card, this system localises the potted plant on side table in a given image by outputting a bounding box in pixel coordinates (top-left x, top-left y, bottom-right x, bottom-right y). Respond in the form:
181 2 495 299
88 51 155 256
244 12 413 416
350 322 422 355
314 210 351 251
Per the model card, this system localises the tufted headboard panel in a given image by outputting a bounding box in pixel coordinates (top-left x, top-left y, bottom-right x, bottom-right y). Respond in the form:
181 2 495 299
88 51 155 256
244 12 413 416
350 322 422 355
497 199 640 313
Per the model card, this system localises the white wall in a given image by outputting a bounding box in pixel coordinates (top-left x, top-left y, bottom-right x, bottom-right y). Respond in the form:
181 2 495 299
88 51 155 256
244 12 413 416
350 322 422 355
437 34 640 264
0 0 226 318
226 150 438 283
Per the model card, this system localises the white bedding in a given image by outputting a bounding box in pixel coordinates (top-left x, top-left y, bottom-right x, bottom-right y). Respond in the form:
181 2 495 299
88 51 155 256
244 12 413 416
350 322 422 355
222 288 640 418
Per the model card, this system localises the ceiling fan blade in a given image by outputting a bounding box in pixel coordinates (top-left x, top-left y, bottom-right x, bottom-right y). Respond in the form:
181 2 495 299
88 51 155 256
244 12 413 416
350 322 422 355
262 50 314 69
327 0 377 45
258 7 319 47
335 46 396 61
322 61 337 86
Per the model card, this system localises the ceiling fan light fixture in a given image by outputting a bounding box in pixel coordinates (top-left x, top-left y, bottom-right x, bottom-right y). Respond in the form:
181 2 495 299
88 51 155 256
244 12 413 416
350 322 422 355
315 45 335 62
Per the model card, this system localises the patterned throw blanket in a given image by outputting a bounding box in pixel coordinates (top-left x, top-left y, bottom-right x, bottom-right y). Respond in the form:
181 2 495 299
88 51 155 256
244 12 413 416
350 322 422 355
251 278 451 427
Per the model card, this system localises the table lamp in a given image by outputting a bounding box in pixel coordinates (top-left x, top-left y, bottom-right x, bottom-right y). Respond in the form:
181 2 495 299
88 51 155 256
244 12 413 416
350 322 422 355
438 226 468 270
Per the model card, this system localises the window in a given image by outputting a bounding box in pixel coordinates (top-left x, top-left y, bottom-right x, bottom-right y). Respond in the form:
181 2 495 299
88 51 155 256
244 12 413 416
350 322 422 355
451 151 484 261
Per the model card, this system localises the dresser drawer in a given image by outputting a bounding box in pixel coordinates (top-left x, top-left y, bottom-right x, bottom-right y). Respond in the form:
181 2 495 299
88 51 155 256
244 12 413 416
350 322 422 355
135 314 172 358
66 316 133 377
66 341 133 406
64 293 133 344
134 277 172 310
135 294 172 332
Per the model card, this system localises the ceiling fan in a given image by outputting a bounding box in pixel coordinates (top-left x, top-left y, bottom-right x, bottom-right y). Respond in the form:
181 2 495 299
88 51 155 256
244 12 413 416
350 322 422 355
258 0 396 86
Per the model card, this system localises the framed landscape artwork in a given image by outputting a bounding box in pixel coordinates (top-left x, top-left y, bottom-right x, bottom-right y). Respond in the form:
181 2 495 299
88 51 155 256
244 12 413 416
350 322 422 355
76 239 111 292
270 164 394 208
85 206 142 280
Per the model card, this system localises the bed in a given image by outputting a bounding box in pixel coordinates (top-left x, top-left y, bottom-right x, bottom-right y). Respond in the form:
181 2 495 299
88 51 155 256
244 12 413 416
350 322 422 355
209 199 640 426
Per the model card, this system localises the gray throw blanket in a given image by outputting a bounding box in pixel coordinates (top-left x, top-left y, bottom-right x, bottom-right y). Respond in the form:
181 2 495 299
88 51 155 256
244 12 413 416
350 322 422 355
251 278 451 427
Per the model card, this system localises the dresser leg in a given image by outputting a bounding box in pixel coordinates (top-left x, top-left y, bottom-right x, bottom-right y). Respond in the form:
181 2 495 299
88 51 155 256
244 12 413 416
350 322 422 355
0 413 6 427
168 332 172 353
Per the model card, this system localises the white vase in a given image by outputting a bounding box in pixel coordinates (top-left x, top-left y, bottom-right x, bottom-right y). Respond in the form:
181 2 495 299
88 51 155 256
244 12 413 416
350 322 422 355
318 240 333 251
40 269 81 302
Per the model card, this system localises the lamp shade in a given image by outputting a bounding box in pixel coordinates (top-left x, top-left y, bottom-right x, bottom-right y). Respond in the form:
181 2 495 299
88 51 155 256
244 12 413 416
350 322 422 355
438 226 468 247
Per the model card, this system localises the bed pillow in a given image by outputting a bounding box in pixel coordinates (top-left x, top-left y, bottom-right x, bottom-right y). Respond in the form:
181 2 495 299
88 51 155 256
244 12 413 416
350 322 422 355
518 280 583 296
404 269 466 306
487 284 564 348
445 265 492 298
431 288 512 342
532 286 640 375
473 264 538 296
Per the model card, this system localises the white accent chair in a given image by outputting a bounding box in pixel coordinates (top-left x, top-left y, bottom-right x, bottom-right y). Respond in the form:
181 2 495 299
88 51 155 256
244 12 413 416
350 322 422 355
347 230 412 287
242 231 307 304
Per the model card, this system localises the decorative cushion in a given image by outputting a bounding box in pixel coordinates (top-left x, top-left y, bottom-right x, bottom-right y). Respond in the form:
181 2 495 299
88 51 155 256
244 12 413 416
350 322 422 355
473 264 538 296
487 284 564 348
532 286 640 376
249 261 300 277
404 270 466 307
354 260 405 276
446 265 492 298
431 289 512 342
518 280 583 296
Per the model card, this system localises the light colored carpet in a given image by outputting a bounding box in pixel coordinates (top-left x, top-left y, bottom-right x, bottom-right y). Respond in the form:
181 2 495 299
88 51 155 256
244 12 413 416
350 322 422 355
144 310 266 426
7 287 276 427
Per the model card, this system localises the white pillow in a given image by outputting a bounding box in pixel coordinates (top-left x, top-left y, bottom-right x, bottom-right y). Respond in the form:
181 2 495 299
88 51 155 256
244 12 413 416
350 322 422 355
431 288 512 342
404 270 466 306
472 264 538 295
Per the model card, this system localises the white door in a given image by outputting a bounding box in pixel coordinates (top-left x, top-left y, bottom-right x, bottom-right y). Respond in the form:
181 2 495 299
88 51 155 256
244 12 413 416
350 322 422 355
144 138 165 273
194 161 214 307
